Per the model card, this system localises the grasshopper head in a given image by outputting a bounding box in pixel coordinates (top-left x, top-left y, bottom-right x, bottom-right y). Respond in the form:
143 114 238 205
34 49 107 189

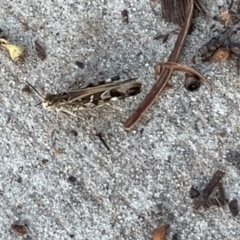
42 100 55 111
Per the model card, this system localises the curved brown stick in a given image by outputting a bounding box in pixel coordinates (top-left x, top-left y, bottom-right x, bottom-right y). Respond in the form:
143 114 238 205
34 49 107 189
157 62 212 91
124 0 194 130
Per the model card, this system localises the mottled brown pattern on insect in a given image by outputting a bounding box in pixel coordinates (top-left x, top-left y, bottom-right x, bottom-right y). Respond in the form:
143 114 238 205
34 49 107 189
29 78 142 115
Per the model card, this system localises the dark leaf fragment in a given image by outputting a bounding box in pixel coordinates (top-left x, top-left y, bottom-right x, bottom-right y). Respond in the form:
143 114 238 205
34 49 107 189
111 75 120 81
22 85 32 94
42 159 49 164
172 233 179 240
11 223 28 235
153 33 169 43
121 9 129 24
202 170 225 198
34 40 47 60
68 175 77 182
70 129 78 137
190 187 200 198
192 170 226 209
75 61 85 69
229 199 239 216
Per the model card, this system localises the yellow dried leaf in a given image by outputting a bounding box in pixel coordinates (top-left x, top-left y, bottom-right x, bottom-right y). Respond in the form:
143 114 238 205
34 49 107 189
0 38 26 62
152 224 169 240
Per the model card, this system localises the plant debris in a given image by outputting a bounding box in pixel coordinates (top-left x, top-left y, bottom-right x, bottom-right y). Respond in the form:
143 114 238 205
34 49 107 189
229 199 239 216
21 21 30 31
161 0 189 26
75 61 85 69
191 170 226 209
197 29 233 60
22 85 32 94
219 9 231 26
70 129 78 137
54 148 63 156
68 175 77 183
204 47 230 62
124 0 196 130
155 62 211 91
96 132 110 151
121 9 129 24
0 38 26 62
41 159 49 164
190 187 200 198
153 33 170 43
34 40 47 61
152 224 170 240
11 222 28 235
202 170 225 198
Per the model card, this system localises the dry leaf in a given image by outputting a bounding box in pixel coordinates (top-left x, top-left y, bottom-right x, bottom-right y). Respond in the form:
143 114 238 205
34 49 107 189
229 199 239 217
22 85 32 94
35 40 47 60
209 47 230 62
11 223 28 235
219 9 231 26
0 38 26 62
152 224 169 240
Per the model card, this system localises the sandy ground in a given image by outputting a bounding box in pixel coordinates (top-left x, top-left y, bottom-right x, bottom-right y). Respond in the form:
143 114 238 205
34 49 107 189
0 0 239 239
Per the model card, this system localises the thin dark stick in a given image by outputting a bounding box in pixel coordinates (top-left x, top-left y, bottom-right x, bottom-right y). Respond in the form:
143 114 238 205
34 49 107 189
202 170 225 198
96 132 110 151
124 0 194 130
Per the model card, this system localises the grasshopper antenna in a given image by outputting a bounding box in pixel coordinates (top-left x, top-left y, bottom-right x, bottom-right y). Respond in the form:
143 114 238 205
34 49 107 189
26 81 44 99
34 101 43 107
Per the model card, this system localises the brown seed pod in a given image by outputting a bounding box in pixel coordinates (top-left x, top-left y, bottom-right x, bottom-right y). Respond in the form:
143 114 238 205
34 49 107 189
184 74 201 91
209 47 230 62
152 224 169 240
